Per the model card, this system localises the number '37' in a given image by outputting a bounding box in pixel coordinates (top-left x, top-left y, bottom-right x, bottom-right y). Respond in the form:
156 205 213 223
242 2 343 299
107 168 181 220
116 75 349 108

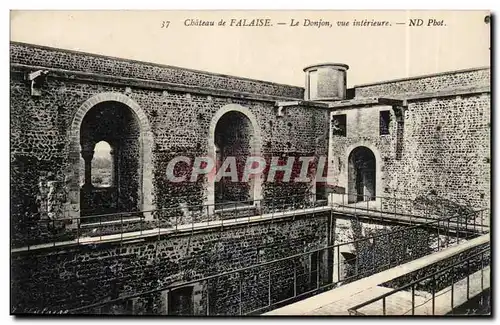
161 21 171 28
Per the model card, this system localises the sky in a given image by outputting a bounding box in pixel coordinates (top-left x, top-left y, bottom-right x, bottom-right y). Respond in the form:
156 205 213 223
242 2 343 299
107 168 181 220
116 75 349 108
10 10 490 88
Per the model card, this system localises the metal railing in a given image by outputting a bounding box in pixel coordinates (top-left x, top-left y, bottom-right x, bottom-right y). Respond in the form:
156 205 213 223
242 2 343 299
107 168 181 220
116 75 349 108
348 239 491 316
11 192 330 250
332 192 489 228
64 210 485 315
11 191 489 251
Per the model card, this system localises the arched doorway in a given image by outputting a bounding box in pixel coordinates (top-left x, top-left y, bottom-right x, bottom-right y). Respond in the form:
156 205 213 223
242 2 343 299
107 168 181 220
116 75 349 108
347 146 376 203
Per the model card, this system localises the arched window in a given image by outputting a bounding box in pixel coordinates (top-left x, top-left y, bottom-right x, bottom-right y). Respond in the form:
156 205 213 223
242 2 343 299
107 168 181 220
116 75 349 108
91 141 113 188
214 111 254 208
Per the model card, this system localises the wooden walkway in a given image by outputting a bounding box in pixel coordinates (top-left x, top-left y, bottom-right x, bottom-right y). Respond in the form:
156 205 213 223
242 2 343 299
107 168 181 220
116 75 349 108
265 234 490 316
332 205 489 233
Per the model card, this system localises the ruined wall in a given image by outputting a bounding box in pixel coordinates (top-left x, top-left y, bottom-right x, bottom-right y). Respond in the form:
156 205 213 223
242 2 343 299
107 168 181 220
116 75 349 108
387 94 490 217
10 42 304 99
354 67 490 98
328 68 490 219
11 213 330 315
328 105 392 199
262 106 329 205
10 43 328 246
11 211 464 315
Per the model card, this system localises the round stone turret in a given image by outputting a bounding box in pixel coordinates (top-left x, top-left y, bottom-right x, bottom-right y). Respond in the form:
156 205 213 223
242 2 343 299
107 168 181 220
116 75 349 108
303 63 349 101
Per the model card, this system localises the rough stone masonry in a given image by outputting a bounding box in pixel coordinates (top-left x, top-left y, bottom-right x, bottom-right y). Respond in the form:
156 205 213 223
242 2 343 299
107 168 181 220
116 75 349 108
10 42 490 315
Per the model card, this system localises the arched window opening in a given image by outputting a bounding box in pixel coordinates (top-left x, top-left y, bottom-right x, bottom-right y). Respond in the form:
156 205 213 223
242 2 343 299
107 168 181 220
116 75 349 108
91 141 114 188
79 100 142 218
214 111 254 209
348 146 376 203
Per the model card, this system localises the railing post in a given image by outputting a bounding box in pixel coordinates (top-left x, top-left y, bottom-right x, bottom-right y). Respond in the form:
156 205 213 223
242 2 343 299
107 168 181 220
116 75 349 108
158 211 161 241
481 251 484 291
140 210 144 236
342 193 345 213
451 264 455 314
272 197 275 216
120 213 123 242
372 237 376 273
239 272 243 315
268 272 272 307
481 209 484 232
77 216 80 244
380 196 383 219
437 218 440 252
206 280 210 316
191 209 195 233
401 229 406 263
175 211 178 232
467 259 470 300
316 253 320 290
473 211 476 234
426 227 430 253
411 283 415 315
394 193 397 217
432 274 436 315
337 246 341 283
382 296 386 316
354 243 359 279
446 213 451 248
409 197 412 225
52 217 56 247
293 265 297 297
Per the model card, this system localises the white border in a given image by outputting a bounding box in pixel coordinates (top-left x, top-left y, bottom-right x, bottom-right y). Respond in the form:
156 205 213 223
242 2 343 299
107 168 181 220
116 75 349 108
2 2 497 325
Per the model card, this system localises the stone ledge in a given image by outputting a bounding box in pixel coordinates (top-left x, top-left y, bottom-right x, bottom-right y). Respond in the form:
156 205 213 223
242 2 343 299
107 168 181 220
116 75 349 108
275 100 330 109
11 64 303 104
327 97 404 109
10 41 304 98
10 206 332 254
353 67 490 88
403 85 491 103
79 217 144 229
322 86 490 110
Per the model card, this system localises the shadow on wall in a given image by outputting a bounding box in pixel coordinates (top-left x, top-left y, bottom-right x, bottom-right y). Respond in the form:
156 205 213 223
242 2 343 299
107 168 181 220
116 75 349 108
344 220 434 281
413 193 477 222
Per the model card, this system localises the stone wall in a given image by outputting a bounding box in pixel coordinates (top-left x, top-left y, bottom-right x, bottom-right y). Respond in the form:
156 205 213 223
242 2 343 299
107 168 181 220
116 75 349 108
11 211 463 315
327 105 393 200
387 94 490 216
10 42 490 316
10 43 328 246
328 69 490 219
354 67 490 98
11 42 304 99
10 213 330 315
